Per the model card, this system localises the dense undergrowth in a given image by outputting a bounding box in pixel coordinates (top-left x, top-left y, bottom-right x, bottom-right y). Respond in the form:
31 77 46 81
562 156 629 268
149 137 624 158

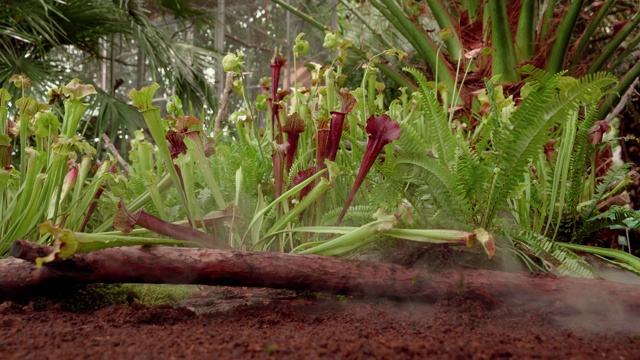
1 28 640 283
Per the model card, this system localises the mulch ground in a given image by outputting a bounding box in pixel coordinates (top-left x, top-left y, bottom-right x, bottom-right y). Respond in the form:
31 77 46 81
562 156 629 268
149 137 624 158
1 286 639 359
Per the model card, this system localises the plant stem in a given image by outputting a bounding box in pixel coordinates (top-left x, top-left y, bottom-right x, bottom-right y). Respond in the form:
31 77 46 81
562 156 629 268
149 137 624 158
546 0 586 75
597 61 640 119
570 0 616 72
425 0 463 61
586 11 640 75
373 0 456 92
488 0 520 82
515 0 536 62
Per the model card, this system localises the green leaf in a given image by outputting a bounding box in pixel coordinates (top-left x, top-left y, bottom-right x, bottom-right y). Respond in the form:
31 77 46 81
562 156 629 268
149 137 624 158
36 220 199 267
0 88 11 104
34 110 60 138
128 83 161 111
295 209 397 255
513 231 597 278
557 242 640 276
404 67 457 167
62 78 97 101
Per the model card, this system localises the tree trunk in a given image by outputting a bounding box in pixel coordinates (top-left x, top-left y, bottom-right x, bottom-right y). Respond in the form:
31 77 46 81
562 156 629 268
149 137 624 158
2 240 640 315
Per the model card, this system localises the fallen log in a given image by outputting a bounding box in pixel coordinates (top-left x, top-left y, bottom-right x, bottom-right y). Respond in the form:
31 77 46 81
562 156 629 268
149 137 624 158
2 239 640 315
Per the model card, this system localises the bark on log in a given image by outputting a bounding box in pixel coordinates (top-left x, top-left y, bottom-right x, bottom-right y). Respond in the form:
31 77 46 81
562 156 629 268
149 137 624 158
2 240 640 315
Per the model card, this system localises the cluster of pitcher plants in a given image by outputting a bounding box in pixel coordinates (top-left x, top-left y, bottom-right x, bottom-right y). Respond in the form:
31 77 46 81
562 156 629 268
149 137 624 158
1 29 639 278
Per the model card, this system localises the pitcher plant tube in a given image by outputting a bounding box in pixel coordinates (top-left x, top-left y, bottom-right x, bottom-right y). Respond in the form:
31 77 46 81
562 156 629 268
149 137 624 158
337 114 401 224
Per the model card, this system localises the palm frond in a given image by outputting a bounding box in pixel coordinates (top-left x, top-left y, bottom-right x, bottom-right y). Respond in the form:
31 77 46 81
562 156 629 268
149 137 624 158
91 91 145 156
0 48 59 94
483 78 501 141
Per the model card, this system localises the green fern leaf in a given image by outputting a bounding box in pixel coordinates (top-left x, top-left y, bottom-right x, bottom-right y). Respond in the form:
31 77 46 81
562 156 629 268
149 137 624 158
396 121 427 155
565 104 600 219
404 67 458 167
453 145 486 222
482 72 617 228
321 205 379 225
575 205 637 243
517 65 550 82
395 154 469 219
581 163 630 222
514 230 597 278
481 82 556 227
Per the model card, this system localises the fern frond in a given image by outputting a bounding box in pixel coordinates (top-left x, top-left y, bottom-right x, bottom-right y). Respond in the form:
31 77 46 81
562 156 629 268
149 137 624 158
453 144 486 222
581 163 630 221
321 205 379 225
547 72 617 120
481 81 556 228
286 153 307 185
395 154 470 220
342 132 366 161
128 173 148 198
483 78 501 141
517 65 550 82
565 104 600 219
482 71 617 229
128 174 160 217
396 121 427 155
574 205 637 243
374 153 406 208
513 230 597 278
404 67 458 167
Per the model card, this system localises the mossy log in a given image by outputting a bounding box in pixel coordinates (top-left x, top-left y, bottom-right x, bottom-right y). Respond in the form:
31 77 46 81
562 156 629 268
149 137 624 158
2 239 640 315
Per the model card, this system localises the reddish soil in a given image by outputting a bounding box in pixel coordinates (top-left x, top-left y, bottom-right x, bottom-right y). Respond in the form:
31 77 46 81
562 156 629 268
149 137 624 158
1 286 639 359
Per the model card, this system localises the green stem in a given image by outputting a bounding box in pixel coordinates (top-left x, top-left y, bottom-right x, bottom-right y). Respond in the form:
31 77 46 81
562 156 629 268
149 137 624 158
489 0 520 82
352 47 417 91
18 113 29 181
597 61 640 119
143 171 167 220
240 86 265 160
425 0 463 61
373 0 456 92
242 168 327 243
184 132 226 209
296 212 396 255
337 0 395 49
8 173 46 243
586 10 640 75
464 0 481 22
62 99 89 138
546 0 586 75
607 32 640 70
272 0 328 31
539 0 558 41
515 0 536 62
139 107 195 225
570 0 616 72
266 177 330 236
556 242 640 276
